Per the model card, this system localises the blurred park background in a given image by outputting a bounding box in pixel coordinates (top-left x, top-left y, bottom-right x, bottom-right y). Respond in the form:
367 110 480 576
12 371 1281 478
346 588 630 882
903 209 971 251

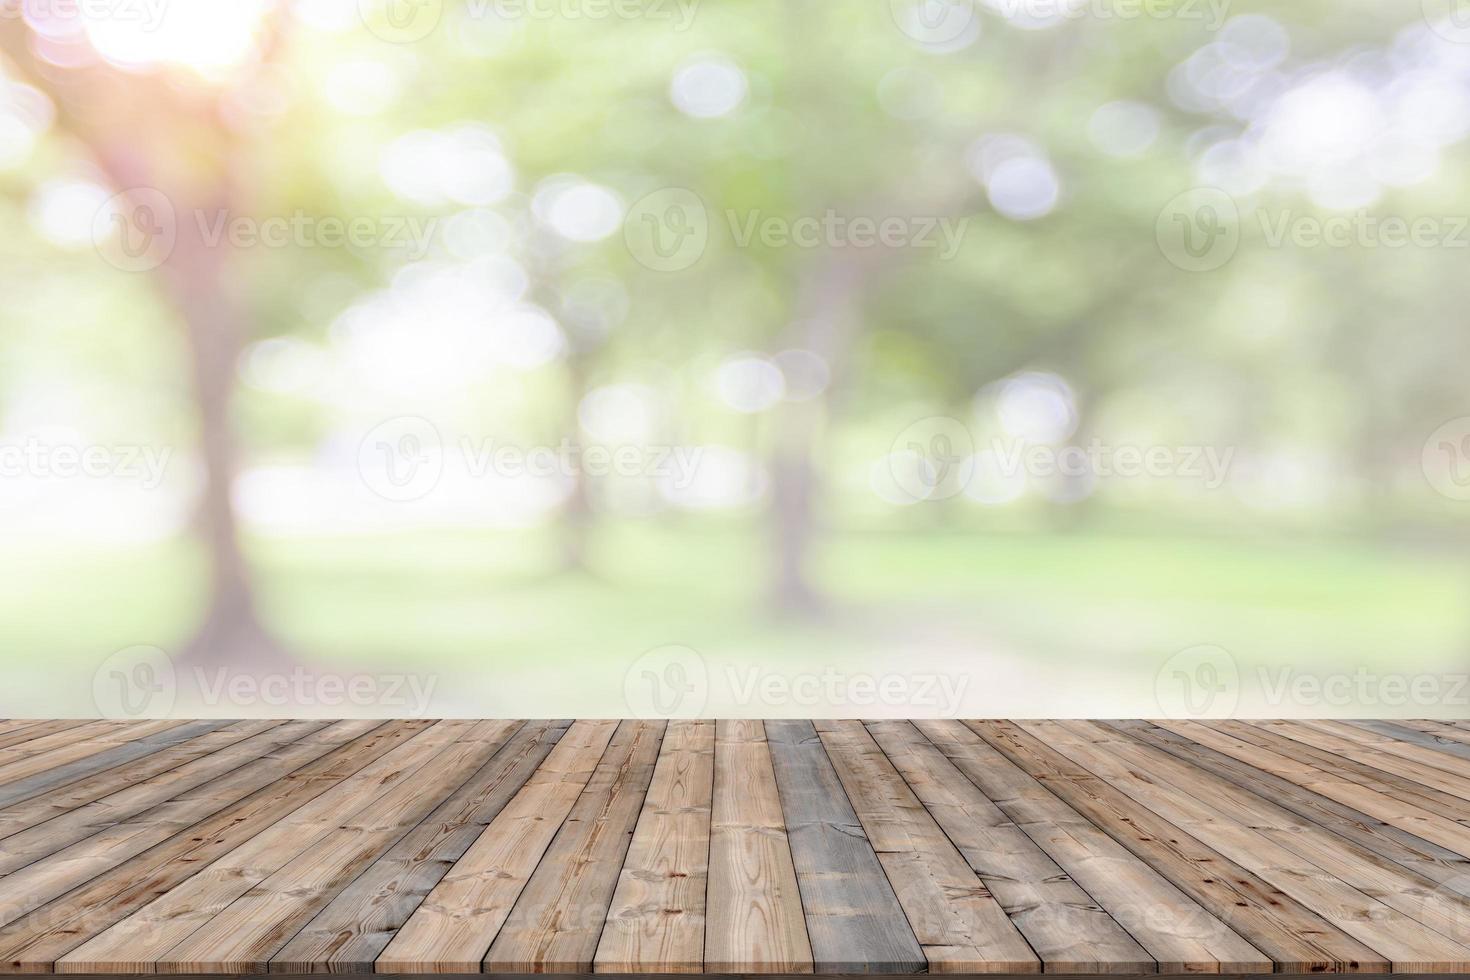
1 0 1469 718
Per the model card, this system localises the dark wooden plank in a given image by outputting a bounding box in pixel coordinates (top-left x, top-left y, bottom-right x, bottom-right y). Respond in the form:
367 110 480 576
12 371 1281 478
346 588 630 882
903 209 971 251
593 719 714 975
913 720 1269 974
814 719 1038 974
968 720 1386 973
765 719 924 975
273 719 570 973
867 720 1151 974
484 720 665 973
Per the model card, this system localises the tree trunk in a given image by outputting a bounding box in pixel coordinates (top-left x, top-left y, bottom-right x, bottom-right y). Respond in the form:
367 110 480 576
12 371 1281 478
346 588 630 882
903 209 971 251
168 193 290 672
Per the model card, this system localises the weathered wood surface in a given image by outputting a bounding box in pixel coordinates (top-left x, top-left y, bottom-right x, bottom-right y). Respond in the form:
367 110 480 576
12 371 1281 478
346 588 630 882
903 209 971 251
3 720 1470 975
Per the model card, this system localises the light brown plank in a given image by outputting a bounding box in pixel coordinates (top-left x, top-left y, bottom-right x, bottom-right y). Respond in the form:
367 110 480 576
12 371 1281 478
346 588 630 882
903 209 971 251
375 719 619 973
914 720 1269 975
867 720 1151 974
58 720 470 973
484 720 665 972
705 720 813 974
0 720 410 971
273 720 571 973
1032 721 1470 972
968 720 1386 972
593 719 714 975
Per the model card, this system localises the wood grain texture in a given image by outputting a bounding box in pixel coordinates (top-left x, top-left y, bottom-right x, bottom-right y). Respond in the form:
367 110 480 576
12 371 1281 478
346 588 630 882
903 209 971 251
765 720 924 975
1 719 1469 977
593 719 714 975
375 719 619 973
814 720 1038 975
705 720 812 975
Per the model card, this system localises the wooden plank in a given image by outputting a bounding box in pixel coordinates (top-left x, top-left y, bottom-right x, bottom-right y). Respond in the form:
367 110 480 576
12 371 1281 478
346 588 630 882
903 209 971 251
0 721 185 790
484 720 665 972
1389 720 1470 748
0 722 285 870
0 720 275 839
1215 721 1470 845
0 720 411 971
967 720 1386 972
705 720 813 974
913 720 1269 974
1297 719 1470 794
274 720 571 973
1030 721 1470 972
0 720 338 931
1345 721 1470 763
867 720 1149 974
765 719 925 975
0 721 225 810
1119 721 1470 897
375 719 619 973
155 721 525 974
56 719 463 973
593 719 714 975
813 719 1038 974
0 721 121 762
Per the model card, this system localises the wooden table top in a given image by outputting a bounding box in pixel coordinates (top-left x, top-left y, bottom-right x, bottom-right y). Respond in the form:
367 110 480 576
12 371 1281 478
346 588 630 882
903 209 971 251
0 718 1469 975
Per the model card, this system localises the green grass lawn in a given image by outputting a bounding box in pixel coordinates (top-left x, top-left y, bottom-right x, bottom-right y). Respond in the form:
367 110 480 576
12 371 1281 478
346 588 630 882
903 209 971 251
4 522 1466 693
